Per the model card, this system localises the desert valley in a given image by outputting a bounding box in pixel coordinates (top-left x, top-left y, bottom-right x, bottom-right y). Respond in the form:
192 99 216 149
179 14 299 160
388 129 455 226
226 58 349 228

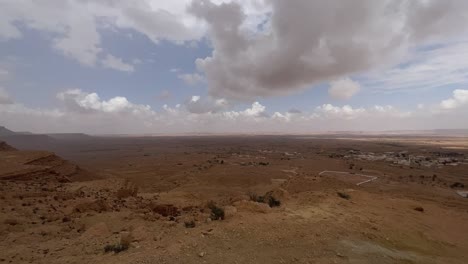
3 1 468 263
1 127 467 264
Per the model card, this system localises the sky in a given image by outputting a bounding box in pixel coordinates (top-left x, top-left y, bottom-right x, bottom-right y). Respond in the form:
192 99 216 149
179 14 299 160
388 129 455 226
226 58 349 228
1 0 468 134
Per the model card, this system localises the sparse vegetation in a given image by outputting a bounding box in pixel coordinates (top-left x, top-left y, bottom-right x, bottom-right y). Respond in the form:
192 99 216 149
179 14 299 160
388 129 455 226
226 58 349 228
267 196 281 207
248 192 281 207
248 192 264 203
337 192 351 200
115 180 138 199
207 201 225 220
104 243 128 254
184 220 196 228
450 182 464 188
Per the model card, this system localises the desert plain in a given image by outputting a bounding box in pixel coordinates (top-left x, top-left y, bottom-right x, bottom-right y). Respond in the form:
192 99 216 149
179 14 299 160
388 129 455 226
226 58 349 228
0 132 467 264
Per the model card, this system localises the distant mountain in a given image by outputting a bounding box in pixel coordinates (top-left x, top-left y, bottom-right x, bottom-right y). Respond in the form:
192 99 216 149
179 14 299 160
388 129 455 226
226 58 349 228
0 126 16 136
0 141 16 151
0 126 56 150
46 133 92 140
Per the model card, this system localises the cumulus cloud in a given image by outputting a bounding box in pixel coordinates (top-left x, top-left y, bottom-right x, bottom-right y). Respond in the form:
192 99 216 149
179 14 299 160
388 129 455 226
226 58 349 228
184 95 229 114
328 78 361 100
189 0 468 99
101 54 135 72
440 89 468 110
0 0 204 68
241 101 267 117
1 88 468 134
316 104 366 120
57 89 154 115
0 87 13 104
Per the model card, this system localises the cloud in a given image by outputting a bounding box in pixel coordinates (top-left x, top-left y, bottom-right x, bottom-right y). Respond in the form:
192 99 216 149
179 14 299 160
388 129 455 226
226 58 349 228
361 41 468 92
57 89 153 115
0 87 13 104
178 73 205 85
184 95 228 114
440 89 468 110
1 88 468 134
328 78 360 100
241 101 267 117
101 54 135 72
0 0 204 67
316 104 366 120
189 0 468 100
287 108 302 114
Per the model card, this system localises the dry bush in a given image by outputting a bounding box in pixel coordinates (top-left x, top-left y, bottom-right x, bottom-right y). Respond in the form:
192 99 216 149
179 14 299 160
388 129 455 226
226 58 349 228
207 201 225 220
116 179 138 199
104 243 128 253
337 191 351 200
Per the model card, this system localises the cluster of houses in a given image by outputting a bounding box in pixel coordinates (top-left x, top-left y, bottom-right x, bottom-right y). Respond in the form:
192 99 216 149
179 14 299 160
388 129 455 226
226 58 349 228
344 150 467 168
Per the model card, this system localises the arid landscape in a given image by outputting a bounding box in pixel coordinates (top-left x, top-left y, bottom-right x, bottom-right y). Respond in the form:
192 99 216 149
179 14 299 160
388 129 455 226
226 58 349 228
3 1 468 263
1 129 467 264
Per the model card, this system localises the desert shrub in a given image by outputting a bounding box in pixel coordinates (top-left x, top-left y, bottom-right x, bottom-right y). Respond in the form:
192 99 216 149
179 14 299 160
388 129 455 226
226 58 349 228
151 204 180 217
207 201 225 220
249 192 281 207
267 196 281 207
104 243 128 253
450 182 464 188
337 192 350 200
116 180 138 199
184 220 196 228
248 192 265 203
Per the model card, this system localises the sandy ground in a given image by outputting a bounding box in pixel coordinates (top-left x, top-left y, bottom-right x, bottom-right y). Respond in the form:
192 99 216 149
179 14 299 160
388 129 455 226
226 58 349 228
1 135 467 264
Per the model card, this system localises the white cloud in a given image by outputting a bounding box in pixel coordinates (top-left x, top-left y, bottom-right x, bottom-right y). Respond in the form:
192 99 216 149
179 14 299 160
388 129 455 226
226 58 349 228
101 54 135 72
0 87 13 104
184 95 229 114
0 0 204 68
178 73 205 85
361 41 468 92
241 101 267 117
189 0 468 99
316 104 366 120
57 89 153 115
328 78 360 100
1 89 468 134
440 89 468 110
